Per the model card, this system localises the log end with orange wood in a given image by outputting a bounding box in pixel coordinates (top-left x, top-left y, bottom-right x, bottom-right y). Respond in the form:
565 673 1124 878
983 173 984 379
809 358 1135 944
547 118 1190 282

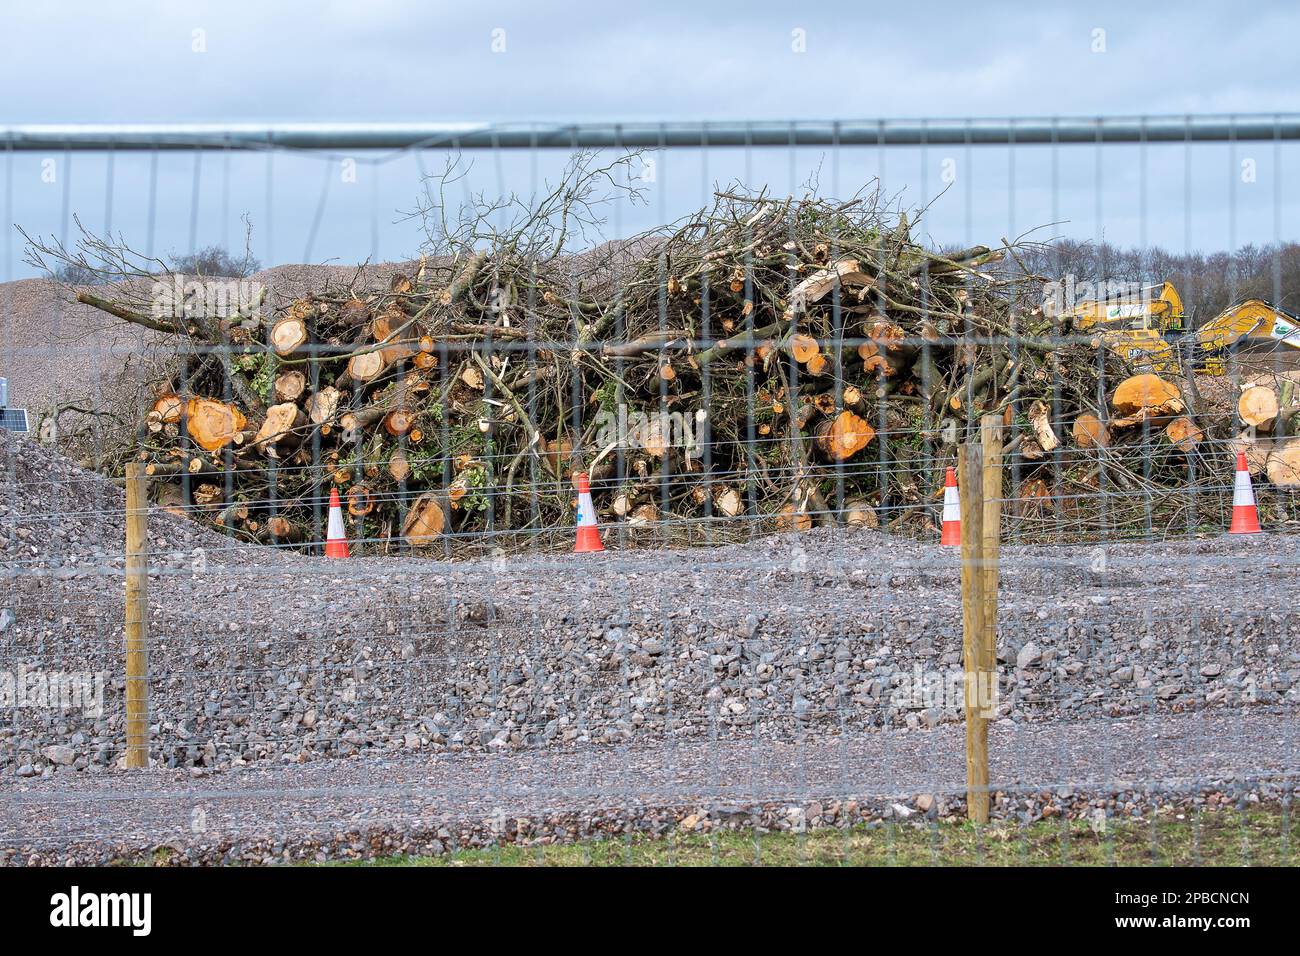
185 398 248 453
813 410 876 461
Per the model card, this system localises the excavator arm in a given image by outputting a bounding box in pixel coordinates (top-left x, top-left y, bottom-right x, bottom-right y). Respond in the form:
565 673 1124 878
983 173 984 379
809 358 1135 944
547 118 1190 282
1193 300 1300 373
1196 299 1300 351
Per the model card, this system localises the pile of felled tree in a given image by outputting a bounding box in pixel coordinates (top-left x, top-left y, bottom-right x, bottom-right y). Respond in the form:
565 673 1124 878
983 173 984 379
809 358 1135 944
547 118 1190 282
32 158 1276 552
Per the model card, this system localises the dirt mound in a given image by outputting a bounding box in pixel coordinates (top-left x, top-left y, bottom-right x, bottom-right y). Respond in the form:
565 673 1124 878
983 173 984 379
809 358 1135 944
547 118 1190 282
0 428 234 568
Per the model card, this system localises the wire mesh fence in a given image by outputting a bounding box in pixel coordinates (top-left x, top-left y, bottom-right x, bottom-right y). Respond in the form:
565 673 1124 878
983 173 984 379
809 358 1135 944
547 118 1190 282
1 116 1298 866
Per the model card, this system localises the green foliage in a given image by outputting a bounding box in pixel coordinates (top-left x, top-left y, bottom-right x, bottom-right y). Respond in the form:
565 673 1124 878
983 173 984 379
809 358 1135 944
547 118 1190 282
234 352 276 399
456 462 492 513
592 380 618 415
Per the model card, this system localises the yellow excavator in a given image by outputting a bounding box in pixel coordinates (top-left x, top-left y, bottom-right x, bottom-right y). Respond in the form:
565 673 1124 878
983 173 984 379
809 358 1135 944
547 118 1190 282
1059 281 1300 375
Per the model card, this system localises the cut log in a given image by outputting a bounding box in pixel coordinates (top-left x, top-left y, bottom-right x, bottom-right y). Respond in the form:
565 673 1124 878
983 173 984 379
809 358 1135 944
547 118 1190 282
388 447 412 483
713 485 743 517
193 482 224 508
152 394 184 424
448 464 484 508
775 503 813 531
812 393 838 416
786 258 876 315
1016 478 1052 512
859 342 894 377
273 370 307 403
857 340 908 377
371 307 405 342
1111 374 1184 419
402 491 450 546
790 334 820 364
629 502 659 525
1163 417 1204 452
1072 413 1109 449
339 297 370 327
542 435 574 476
184 455 215 476
307 386 342 425
867 319 917 362
1020 438 1045 461
813 410 876 461
1239 385 1279 430
1231 432 1273 477
601 329 692 358
383 407 415 437
215 501 249 528
381 340 417 367
461 364 485 390
1028 401 1060 453
338 405 386 444
253 402 306 453
346 483 376 517
271 316 309 357
842 498 879 529
346 350 386 383
184 398 248 453
639 415 671 458
265 515 305 543
1266 437 1300 487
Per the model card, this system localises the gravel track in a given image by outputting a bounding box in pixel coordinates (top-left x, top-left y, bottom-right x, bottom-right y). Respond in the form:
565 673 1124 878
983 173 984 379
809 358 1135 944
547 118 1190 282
2 710 1295 865
4 432 1300 865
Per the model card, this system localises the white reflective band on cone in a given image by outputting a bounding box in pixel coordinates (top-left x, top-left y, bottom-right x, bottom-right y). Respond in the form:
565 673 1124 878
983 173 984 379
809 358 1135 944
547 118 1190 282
942 486 960 522
577 491 598 527
1234 468 1255 506
327 504 346 540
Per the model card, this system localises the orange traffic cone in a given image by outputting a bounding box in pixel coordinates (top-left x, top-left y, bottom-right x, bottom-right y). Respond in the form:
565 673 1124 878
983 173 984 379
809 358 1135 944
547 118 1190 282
573 472 604 553
940 466 961 546
325 487 350 557
1229 451 1262 535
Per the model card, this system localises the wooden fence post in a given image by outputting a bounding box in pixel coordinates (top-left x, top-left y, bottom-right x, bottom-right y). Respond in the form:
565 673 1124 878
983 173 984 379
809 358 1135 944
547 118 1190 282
124 462 150 769
980 414 1003 677
958 442 988 823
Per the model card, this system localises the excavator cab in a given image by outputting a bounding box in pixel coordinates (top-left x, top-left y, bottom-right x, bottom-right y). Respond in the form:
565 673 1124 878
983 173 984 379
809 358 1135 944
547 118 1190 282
1059 280 1300 375
1062 281 1185 372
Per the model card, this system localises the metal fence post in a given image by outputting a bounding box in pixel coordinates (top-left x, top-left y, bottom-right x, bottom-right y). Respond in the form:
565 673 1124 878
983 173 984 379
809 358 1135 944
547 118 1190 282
124 462 150 769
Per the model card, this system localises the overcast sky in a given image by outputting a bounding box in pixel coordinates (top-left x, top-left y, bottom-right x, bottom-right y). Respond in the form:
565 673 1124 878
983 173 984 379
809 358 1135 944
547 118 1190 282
2 0 1297 277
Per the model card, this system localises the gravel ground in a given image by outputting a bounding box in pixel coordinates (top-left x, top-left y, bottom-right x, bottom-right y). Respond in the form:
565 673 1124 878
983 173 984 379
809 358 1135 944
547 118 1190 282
4 429 1300 777
3 432 1299 865
2 710 1294 865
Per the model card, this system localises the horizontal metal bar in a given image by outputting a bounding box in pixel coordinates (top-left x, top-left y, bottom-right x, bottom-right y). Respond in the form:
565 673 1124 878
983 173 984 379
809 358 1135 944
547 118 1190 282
1 116 1298 152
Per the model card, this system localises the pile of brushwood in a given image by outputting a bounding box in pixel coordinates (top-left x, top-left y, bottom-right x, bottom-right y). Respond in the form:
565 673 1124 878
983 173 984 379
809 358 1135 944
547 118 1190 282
26 152 1287 552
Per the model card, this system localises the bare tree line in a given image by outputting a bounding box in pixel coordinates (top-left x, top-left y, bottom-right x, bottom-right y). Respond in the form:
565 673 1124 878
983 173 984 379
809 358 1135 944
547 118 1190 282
1019 240 1300 324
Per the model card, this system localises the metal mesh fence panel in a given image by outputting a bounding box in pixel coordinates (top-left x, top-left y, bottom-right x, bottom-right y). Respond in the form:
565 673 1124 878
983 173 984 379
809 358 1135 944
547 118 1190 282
1 116 1298 866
